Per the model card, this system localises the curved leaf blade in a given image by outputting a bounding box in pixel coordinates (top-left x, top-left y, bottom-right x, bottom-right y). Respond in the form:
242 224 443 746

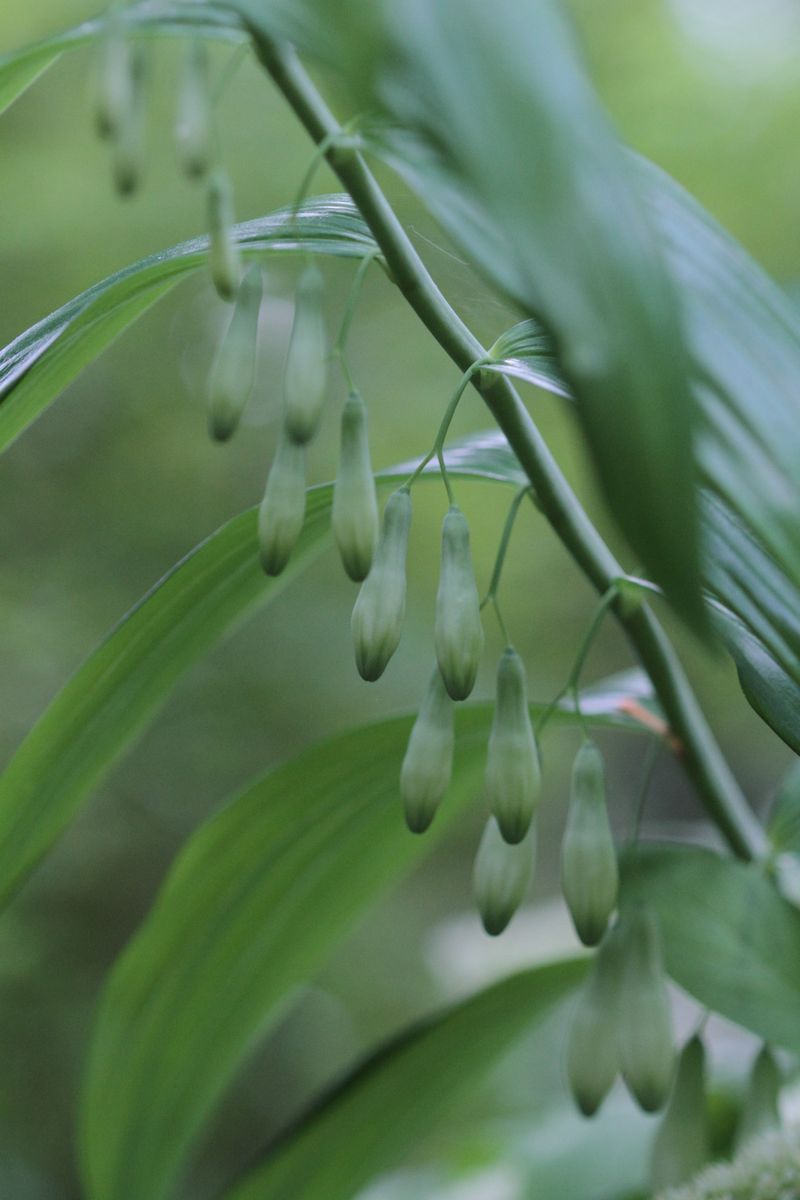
486 319 570 400
622 844 800 1053
0 498 322 911
81 709 529 1200
223 960 585 1200
0 196 378 454
641 158 800 594
0 2 245 116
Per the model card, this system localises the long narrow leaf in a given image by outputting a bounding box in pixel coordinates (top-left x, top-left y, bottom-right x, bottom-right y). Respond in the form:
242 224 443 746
222 960 585 1200
81 710 534 1200
0 196 378 455
0 0 354 117
0 500 321 911
0 2 245 117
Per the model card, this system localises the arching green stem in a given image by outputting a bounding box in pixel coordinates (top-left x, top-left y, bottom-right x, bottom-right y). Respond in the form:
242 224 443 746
246 33 766 861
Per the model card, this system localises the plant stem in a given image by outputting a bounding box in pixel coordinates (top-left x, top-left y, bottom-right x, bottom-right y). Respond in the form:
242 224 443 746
482 485 532 608
248 35 765 860
537 583 618 738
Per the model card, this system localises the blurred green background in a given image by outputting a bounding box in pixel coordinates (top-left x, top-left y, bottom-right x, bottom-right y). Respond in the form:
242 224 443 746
0 2 798 1196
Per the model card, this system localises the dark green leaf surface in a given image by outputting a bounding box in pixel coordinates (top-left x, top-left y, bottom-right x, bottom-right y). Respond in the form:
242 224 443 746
0 434 649 913
78 659 643 1199
346 0 702 626
482 171 800 612
80 711 483 1200
223 961 585 1200
0 2 245 116
641 158 800 595
378 118 800 637
622 845 800 1053
0 196 378 455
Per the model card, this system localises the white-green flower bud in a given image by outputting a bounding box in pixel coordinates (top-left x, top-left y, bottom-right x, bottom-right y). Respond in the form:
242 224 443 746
283 264 328 444
207 264 263 442
332 390 379 581
351 488 412 682
207 168 241 300
258 435 306 576
617 908 674 1113
94 9 132 141
561 739 619 946
485 648 541 844
653 1130 800 1200
650 1035 709 1192
434 505 484 701
736 1044 781 1150
175 38 211 180
400 668 455 834
108 43 147 197
567 925 623 1116
473 815 535 936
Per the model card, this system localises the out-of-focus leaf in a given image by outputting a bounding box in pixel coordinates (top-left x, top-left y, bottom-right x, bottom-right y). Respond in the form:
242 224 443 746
515 1100 655 1198
0 196 378 455
244 0 703 628
395 159 800 614
0 2 245 116
80 713 491 1200
0 0 353 117
0 431 652 912
642 158 800 593
622 845 800 1053
79 671 649 1199
222 961 585 1200
0 497 326 912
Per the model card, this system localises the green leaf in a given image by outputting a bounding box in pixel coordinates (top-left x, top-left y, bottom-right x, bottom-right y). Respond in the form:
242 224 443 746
0 498 326 912
222 963 584 1200
79 711 490 1200
622 844 800 1053
486 319 570 400
79 669 644 1200
334 0 703 627
644 163 800 740
0 2 245 117
641 157 800 595
428 165 800 618
0 196 378 456
0 432 650 911
515 1100 654 1199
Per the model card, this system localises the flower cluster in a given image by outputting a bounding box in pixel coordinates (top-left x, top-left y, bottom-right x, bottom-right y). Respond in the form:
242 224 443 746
658 1130 798 1200
92 29 785 1184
